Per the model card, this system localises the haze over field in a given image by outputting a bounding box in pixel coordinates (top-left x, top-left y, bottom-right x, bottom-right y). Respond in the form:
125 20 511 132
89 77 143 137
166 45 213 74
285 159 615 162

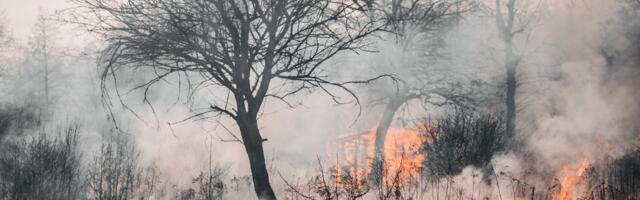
0 0 638 199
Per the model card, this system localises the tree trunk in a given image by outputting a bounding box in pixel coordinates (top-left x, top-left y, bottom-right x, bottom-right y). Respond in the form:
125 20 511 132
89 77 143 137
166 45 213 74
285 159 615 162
370 95 406 185
496 0 519 147
504 45 518 144
237 115 277 200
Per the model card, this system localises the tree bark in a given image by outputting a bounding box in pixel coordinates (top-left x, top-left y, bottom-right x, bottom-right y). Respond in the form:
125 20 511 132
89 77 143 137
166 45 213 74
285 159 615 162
237 114 277 200
505 49 517 142
496 0 519 145
370 95 406 185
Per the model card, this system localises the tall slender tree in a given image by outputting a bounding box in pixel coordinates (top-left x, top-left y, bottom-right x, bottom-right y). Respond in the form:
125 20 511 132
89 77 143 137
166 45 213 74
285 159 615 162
0 13 12 74
27 11 65 124
32 13 53 120
494 0 529 144
70 0 383 199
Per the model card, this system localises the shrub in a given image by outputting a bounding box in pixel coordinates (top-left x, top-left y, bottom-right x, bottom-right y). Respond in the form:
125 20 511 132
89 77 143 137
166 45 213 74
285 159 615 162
585 149 640 199
85 136 159 200
421 107 506 181
0 104 40 142
0 127 82 200
188 165 226 200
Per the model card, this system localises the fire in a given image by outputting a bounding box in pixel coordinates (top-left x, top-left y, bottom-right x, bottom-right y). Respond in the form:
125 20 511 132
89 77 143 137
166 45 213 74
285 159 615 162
333 125 428 187
552 160 591 200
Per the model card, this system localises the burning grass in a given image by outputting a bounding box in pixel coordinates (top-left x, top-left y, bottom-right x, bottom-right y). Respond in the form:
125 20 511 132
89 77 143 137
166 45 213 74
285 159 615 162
307 108 640 200
333 125 427 188
549 160 591 200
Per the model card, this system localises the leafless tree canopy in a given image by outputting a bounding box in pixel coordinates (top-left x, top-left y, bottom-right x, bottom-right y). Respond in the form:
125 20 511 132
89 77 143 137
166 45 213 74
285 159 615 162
71 0 383 120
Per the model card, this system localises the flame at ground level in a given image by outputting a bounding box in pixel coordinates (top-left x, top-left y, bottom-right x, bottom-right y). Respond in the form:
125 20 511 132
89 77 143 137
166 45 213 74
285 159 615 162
550 160 591 200
326 126 606 200
331 125 428 188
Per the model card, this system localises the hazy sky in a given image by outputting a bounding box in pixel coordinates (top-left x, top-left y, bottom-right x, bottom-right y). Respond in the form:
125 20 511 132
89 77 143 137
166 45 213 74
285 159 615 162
1 0 71 40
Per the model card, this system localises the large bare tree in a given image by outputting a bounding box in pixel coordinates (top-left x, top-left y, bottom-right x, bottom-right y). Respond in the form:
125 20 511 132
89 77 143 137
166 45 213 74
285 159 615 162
70 0 382 199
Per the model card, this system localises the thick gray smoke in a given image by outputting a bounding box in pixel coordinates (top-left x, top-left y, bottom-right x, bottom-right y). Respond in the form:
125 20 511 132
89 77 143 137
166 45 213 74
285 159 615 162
432 0 640 198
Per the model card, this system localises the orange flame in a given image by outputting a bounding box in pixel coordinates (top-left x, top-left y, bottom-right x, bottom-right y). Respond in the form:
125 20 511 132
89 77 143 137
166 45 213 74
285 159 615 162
552 160 590 200
333 125 428 187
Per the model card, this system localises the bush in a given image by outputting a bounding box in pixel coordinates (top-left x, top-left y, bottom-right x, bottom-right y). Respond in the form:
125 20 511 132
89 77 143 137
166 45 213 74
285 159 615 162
0 127 83 200
85 136 159 200
192 164 226 200
585 149 640 199
421 107 506 181
0 104 40 142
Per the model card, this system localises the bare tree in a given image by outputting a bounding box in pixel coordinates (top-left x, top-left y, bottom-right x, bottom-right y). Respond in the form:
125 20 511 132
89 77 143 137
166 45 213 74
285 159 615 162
32 13 52 122
0 18 8 48
0 13 12 75
33 13 53 118
190 141 227 200
69 0 383 199
366 0 472 184
24 10 67 124
86 135 159 200
192 165 227 200
493 0 533 144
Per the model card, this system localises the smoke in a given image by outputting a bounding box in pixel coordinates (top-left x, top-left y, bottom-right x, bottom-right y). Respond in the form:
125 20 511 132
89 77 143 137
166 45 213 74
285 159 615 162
425 0 640 198
0 0 639 199
522 0 638 170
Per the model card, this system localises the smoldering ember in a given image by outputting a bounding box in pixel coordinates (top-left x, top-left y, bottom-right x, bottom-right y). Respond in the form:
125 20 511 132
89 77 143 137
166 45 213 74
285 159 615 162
0 0 639 199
